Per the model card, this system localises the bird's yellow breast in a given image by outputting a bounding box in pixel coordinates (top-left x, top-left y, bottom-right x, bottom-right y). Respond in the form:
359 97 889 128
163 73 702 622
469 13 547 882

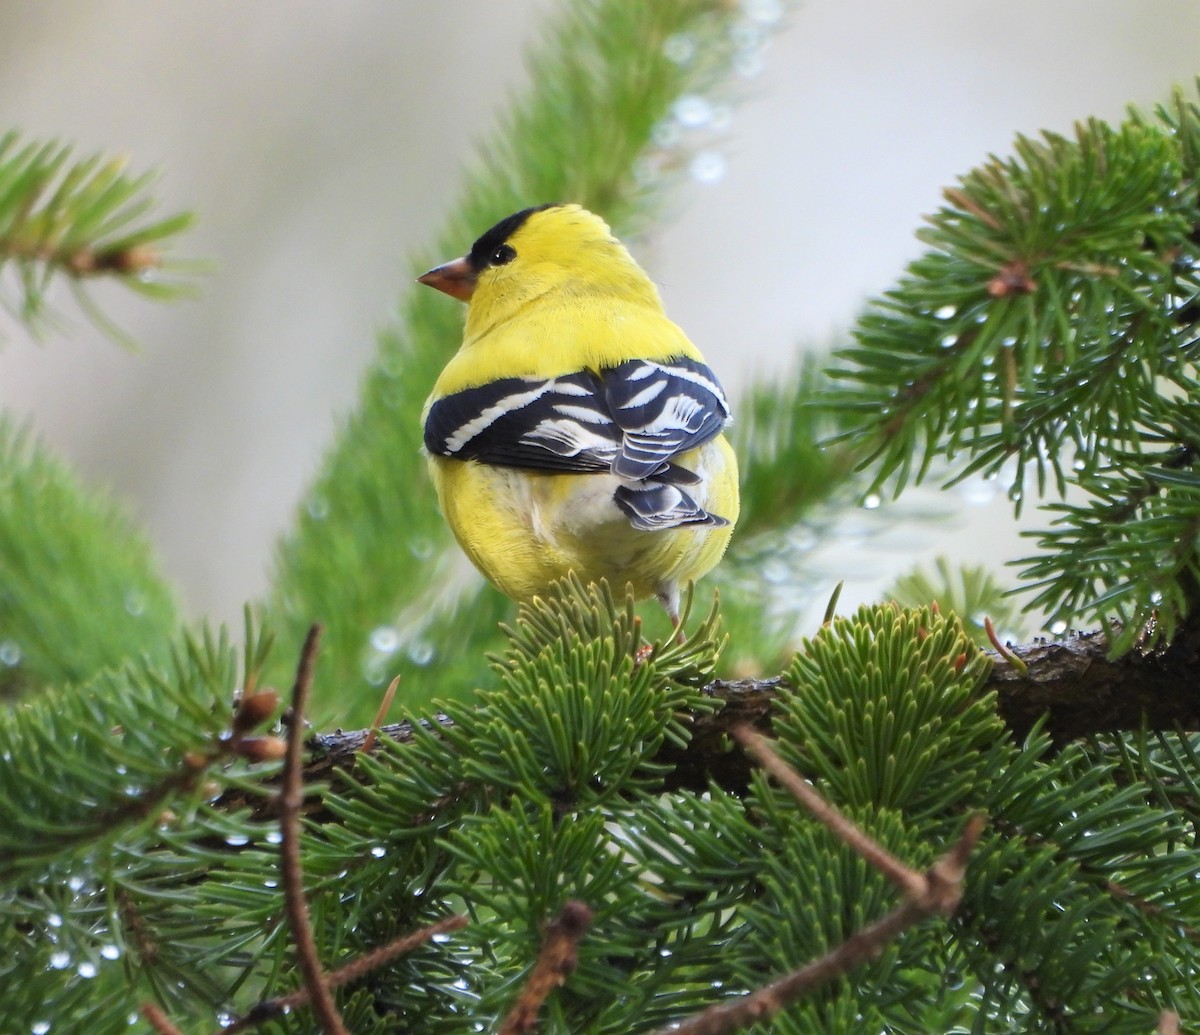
428 437 739 602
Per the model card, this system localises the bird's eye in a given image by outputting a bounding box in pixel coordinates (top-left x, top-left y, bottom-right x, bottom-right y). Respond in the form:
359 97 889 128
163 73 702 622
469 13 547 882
490 244 516 266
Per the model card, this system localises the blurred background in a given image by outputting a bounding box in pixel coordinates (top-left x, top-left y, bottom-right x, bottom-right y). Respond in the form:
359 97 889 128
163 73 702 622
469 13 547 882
2 1 1198 633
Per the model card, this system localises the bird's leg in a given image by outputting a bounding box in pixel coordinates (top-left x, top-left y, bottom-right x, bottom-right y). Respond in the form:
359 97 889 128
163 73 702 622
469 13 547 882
658 587 686 646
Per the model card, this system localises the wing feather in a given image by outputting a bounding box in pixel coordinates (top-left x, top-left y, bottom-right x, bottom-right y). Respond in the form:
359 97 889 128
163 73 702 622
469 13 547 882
424 357 732 529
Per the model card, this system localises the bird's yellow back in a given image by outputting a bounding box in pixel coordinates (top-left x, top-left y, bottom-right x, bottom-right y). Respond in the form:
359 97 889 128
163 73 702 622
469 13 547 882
433 205 702 393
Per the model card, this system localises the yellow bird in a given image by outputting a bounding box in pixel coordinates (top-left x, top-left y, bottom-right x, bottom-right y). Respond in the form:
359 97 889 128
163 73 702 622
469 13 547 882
419 203 739 628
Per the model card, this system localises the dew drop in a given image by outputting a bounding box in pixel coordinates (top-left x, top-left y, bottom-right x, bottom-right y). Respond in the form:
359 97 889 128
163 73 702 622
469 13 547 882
729 21 765 49
0 640 21 667
708 104 734 132
100 944 121 961
689 151 726 185
733 48 766 78
662 32 696 65
266 830 283 845
369 626 400 656
862 493 882 510
409 537 435 561
407 639 435 666
48 951 71 971
370 845 387 858
67 876 85 893
762 557 791 585
742 0 784 24
77 961 97 979
32 1024 50 1035
935 304 957 319
224 833 250 847
652 119 682 149
123 591 146 617
790 527 818 552
306 495 330 520
1049 620 1068 635
672 94 712 129
47 913 63 929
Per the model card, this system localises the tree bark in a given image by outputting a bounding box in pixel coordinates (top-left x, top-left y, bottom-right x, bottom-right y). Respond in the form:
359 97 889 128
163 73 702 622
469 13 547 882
293 629 1200 802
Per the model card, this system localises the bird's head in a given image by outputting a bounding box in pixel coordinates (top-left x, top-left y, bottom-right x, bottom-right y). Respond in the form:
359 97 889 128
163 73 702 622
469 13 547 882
418 204 660 333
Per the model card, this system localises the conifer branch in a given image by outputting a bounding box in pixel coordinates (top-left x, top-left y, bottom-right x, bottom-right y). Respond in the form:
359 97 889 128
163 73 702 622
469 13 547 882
732 727 930 901
270 626 1200 818
642 731 983 1035
278 625 348 1035
0 131 198 345
220 915 469 1034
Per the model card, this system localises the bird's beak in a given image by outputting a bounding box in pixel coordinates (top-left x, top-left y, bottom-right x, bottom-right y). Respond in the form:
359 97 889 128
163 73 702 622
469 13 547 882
417 256 476 301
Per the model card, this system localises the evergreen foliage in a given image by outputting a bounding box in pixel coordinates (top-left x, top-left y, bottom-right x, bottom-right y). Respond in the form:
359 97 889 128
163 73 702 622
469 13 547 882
0 418 178 697
826 88 1200 651
3 3 1200 1032
0 131 198 346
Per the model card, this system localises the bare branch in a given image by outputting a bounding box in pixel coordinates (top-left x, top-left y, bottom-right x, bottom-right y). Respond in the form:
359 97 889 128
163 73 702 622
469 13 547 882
140 1003 184 1035
498 900 593 1035
1159 1010 1182 1035
279 625 348 1035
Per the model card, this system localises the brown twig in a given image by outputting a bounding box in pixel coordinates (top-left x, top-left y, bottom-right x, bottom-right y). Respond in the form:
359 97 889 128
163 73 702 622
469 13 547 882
279 625 348 1035
1159 1010 1182 1035
221 914 468 1033
733 726 928 901
498 900 593 1035
140 1003 185 1035
643 730 984 1035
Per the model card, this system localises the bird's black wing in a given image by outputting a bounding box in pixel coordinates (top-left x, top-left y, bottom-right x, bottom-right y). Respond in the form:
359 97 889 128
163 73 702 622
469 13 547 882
424 372 622 473
601 357 731 480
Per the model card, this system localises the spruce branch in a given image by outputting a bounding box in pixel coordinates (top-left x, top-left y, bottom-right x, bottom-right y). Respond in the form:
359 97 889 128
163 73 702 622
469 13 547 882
219 915 469 1035
826 86 1200 654
642 729 982 1035
0 619 281 885
272 625 1200 817
0 131 198 346
0 418 179 698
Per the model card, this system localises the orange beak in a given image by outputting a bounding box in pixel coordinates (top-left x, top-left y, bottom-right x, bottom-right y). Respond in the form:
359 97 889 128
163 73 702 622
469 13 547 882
417 256 476 301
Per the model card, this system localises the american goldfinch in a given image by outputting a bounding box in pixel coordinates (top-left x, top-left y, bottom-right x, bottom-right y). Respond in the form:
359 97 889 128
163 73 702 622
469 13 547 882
418 203 739 627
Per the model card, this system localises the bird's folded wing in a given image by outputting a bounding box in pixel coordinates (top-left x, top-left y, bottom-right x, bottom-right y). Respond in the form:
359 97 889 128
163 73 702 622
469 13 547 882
424 358 730 478
424 372 619 473
603 358 731 480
